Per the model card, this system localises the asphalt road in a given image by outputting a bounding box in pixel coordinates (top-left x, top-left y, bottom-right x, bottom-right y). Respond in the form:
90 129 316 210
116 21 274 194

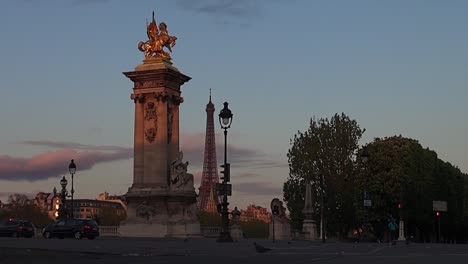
1 237 468 264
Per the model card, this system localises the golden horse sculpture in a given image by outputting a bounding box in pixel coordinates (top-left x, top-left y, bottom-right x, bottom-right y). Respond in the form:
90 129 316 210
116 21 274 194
138 12 177 60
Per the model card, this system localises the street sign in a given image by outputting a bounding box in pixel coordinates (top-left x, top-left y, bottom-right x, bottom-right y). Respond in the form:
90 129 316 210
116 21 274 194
216 183 232 196
432 200 447 212
363 200 372 207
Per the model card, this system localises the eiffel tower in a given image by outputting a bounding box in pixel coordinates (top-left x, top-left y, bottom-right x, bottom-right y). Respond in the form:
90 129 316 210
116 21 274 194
198 90 220 211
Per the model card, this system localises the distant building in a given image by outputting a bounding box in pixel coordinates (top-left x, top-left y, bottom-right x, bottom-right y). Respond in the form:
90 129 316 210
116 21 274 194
239 204 271 223
32 191 126 220
68 199 125 219
33 192 61 219
97 192 127 211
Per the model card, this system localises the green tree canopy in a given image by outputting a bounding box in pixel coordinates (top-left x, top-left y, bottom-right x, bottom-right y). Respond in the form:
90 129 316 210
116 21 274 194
284 113 364 235
356 136 467 242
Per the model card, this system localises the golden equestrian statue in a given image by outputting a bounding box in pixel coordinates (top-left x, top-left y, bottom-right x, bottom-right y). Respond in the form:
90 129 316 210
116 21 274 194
138 11 177 60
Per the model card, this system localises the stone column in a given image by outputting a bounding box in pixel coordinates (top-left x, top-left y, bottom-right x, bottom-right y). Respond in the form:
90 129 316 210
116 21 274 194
169 99 181 164
302 182 317 240
150 93 168 189
398 220 405 241
132 94 144 188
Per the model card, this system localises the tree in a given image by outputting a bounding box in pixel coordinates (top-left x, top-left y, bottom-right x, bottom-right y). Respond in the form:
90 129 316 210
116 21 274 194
284 113 364 236
356 136 467 242
1 194 52 228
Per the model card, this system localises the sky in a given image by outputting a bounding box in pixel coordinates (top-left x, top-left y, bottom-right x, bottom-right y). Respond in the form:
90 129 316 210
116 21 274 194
0 0 467 210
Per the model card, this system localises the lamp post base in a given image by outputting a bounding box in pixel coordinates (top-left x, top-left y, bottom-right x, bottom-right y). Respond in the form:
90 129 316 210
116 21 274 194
217 231 233 242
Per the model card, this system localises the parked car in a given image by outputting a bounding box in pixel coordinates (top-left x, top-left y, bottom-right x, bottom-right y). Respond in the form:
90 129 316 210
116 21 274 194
42 218 99 240
0 218 35 238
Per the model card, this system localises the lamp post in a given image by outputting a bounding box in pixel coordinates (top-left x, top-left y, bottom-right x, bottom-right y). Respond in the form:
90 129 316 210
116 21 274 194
217 102 233 242
361 146 371 238
68 159 76 218
59 176 68 219
319 173 326 243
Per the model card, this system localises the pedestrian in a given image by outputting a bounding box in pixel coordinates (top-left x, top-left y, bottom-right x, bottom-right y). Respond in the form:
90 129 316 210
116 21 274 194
388 216 398 245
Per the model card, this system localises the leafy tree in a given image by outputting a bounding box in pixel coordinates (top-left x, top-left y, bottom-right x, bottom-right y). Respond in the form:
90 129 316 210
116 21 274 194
284 113 364 236
1 194 52 228
356 136 466 242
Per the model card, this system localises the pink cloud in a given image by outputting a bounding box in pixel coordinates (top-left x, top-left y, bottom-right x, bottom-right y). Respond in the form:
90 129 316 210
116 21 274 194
0 144 132 181
0 134 285 182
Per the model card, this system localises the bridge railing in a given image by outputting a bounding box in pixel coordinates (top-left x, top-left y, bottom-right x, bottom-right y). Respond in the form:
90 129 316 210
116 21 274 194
99 226 120 237
79 226 223 238
200 226 222 238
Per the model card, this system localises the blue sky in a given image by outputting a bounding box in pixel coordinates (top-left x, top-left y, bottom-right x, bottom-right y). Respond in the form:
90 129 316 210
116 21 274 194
0 0 467 209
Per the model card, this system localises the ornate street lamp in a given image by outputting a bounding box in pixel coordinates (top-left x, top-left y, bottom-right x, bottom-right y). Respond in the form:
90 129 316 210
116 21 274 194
68 159 76 218
59 176 68 219
217 102 233 242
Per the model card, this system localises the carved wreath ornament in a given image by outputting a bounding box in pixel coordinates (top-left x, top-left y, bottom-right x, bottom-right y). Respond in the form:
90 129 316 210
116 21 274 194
144 102 158 143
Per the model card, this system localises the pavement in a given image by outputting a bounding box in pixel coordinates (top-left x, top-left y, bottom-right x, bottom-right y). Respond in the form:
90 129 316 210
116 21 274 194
1 237 468 264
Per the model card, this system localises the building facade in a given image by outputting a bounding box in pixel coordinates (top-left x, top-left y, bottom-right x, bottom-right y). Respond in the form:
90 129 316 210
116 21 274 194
33 192 126 221
69 199 125 220
239 204 271 223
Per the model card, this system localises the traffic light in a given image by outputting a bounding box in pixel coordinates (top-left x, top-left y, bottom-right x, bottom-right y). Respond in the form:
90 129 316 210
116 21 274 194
436 211 440 217
220 163 230 182
398 203 402 209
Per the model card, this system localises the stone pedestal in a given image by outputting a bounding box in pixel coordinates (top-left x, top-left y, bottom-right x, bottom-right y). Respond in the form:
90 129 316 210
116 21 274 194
230 225 244 242
398 220 405 241
269 218 291 241
120 59 201 238
301 182 317 240
302 220 317 240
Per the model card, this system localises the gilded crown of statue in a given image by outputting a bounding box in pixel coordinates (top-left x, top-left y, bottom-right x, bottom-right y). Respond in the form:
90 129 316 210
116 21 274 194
138 11 177 61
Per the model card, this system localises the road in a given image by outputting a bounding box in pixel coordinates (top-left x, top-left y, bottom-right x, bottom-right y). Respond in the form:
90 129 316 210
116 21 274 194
1 237 468 264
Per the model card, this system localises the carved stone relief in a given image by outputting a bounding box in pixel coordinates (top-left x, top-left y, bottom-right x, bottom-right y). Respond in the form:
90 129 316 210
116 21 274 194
144 102 157 121
145 127 157 143
167 103 173 143
144 101 158 143
136 202 156 220
131 93 146 104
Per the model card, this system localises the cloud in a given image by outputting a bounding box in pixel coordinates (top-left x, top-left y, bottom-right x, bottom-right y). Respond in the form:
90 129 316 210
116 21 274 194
180 132 286 170
175 0 260 18
1 132 285 182
0 141 132 181
234 181 282 196
71 0 110 5
23 140 130 152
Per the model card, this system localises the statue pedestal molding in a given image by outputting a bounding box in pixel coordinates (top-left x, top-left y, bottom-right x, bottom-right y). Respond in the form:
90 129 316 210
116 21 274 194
269 199 291 241
302 220 317 240
120 190 201 238
230 225 243 242
301 182 318 240
269 218 291 241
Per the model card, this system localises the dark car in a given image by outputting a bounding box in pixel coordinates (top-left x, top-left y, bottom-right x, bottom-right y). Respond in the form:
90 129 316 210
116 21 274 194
43 218 99 240
0 218 35 238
